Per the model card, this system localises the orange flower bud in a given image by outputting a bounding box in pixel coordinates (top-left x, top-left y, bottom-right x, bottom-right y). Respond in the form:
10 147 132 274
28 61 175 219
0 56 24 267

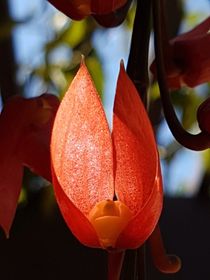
51 61 163 250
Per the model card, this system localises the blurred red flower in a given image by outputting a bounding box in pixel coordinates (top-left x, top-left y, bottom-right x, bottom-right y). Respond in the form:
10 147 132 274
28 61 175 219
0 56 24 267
48 0 131 27
151 16 210 89
0 94 59 236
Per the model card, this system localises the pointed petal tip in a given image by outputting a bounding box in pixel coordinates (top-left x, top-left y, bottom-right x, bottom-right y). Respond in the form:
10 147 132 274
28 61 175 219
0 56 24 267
120 59 125 68
77 55 90 78
80 54 86 66
119 60 126 76
51 56 114 226
0 223 10 239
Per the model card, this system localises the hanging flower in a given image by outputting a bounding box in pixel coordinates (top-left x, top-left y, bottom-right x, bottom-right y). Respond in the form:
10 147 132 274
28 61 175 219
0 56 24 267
151 16 210 89
51 61 163 250
0 94 59 236
48 0 131 27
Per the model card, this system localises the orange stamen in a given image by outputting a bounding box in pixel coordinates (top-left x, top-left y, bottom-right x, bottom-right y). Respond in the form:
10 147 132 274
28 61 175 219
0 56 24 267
88 200 132 249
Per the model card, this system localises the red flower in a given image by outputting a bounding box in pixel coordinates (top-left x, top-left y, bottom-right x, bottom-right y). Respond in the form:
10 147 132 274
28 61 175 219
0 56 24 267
51 61 163 249
0 94 59 236
151 16 210 89
48 0 130 26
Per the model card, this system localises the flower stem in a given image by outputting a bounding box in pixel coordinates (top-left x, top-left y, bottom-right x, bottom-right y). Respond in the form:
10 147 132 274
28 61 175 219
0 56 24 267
127 0 152 107
136 244 147 280
152 0 210 151
0 1 20 103
108 251 125 280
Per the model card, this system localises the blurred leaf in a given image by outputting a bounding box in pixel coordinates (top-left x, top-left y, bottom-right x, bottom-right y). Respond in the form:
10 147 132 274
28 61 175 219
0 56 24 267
60 20 88 48
164 141 182 164
185 12 209 28
46 20 88 53
0 17 33 40
171 89 202 129
86 55 104 96
124 1 135 29
39 185 56 218
18 188 27 206
150 82 161 101
182 93 201 129
202 150 210 174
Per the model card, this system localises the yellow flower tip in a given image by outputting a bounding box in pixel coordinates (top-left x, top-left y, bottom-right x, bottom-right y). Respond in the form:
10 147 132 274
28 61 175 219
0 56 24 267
88 200 132 249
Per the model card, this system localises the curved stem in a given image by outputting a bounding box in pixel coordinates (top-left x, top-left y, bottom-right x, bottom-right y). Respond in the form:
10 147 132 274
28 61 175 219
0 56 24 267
148 225 181 273
127 0 152 107
152 0 210 151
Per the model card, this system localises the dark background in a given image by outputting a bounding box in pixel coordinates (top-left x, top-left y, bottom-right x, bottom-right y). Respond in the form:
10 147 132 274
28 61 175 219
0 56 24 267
1 192 210 280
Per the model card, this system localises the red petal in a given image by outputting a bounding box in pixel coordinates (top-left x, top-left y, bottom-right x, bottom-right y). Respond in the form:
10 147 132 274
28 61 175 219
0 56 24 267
51 62 114 223
150 17 210 89
19 94 59 181
52 167 99 247
172 32 210 88
48 0 127 19
0 94 59 235
168 17 210 88
48 0 88 20
116 163 162 249
171 16 210 42
91 0 127 15
93 0 132 28
0 96 26 235
0 158 23 236
112 63 163 248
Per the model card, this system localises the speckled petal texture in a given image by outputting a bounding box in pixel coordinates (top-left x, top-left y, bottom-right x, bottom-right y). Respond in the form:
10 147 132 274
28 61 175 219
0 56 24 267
112 63 163 249
52 166 100 247
51 62 114 218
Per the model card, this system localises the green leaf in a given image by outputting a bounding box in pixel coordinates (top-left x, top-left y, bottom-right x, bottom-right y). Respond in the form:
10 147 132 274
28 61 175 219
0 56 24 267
86 55 104 97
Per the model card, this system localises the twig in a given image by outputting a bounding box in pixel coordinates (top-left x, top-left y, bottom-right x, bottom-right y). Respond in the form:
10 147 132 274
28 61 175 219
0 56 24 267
127 0 152 107
152 0 210 151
